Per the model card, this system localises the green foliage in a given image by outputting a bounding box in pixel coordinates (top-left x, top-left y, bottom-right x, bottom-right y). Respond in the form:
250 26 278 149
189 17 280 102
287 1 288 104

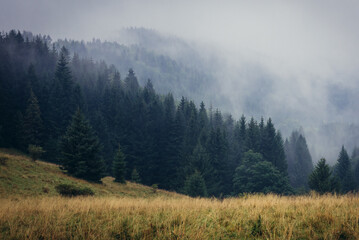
112 144 126 183
251 215 263 237
335 146 356 193
183 171 208 197
60 109 104 182
233 151 292 194
308 158 336 194
23 89 43 147
131 168 141 183
1 31 299 196
55 183 94 197
28 144 45 161
285 131 314 190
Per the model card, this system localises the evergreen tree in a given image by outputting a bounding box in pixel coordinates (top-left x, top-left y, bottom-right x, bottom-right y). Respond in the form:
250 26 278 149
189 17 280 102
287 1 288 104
233 150 292 194
183 171 208 197
285 131 313 189
124 68 140 94
245 117 260 153
49 46 75 138
23 89 43 147
308 158 334 194
131 168 141 183
112 144 126 183
335 146 356 192
60 109 104 182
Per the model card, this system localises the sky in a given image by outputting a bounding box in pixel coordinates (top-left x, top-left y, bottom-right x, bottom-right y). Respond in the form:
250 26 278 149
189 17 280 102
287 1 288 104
1 0 359 77
1 0 359 161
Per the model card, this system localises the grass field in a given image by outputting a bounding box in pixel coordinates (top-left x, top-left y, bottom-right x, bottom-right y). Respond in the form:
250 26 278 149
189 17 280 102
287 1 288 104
1 149 359 239
1 194 359 239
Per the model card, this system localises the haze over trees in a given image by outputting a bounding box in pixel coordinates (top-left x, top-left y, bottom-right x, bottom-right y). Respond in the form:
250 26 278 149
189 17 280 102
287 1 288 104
1 30 358 196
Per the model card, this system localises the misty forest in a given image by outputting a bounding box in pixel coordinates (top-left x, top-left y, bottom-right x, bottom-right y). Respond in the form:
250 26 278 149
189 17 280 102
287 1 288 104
2 0 359 238
1 30 359 197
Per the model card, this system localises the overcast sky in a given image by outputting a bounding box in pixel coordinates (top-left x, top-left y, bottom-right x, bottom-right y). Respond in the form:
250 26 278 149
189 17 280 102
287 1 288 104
1 0 359 79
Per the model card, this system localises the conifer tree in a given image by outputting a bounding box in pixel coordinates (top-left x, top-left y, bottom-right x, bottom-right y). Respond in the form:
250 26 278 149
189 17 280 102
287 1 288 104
183 171 208 197
285 132 313 189
336 146 351 180
245 117 260 153
23 89 43 146
113 144 126 183
308 158 333 194
335 146 356 192
124 68 140 94
60 109 104 182
233 150 291 194
49 46 75 137
131 168 141 183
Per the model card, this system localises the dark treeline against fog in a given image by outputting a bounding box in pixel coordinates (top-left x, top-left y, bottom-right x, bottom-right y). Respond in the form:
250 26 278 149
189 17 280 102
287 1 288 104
1 31 359 196
2 0 357 162
1 0 359 195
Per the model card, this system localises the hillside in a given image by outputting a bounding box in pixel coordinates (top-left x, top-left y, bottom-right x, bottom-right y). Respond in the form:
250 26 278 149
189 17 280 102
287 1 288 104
0 149 184 198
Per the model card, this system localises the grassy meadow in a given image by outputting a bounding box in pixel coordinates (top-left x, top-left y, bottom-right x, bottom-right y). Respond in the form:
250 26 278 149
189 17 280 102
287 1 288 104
1 149 359 239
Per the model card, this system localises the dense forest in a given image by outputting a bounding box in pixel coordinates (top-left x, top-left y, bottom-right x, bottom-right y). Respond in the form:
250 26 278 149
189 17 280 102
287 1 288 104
1 30 359 196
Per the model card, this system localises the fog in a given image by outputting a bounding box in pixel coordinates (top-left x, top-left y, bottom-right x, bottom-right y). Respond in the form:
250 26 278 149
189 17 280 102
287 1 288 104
1 0 359 163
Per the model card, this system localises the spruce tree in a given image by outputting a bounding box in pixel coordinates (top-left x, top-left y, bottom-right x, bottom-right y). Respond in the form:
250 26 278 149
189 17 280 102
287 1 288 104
60 109 104 182
285 131 313 189
183 171 208 197
23 89 43 146
335 146 356 192
112 144 126 183
308 158 333 194
131 168 141 183
49 46 75 137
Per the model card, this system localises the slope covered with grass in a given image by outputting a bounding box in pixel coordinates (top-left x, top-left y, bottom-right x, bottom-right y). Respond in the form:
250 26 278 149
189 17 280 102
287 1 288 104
0 149 183 198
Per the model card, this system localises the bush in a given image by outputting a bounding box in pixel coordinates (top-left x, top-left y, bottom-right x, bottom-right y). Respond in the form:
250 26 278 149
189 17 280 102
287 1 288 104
55 184 94 197
0 156 7 165
28 145 45 161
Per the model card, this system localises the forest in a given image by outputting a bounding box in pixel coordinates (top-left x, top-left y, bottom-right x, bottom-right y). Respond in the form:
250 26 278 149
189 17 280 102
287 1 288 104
1 30 359 197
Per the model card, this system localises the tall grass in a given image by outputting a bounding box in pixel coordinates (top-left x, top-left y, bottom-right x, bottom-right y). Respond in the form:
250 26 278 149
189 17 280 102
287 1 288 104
1 194 359 239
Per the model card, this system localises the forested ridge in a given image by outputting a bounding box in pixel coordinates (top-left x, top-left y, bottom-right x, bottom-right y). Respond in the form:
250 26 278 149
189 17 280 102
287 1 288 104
1 30 358 196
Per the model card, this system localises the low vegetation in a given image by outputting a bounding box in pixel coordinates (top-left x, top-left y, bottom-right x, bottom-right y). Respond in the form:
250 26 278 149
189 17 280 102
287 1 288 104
0 149 182 198
1 194 359 239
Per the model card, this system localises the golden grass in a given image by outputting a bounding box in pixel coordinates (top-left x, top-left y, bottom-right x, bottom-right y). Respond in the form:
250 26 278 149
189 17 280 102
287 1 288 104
1 194 359 239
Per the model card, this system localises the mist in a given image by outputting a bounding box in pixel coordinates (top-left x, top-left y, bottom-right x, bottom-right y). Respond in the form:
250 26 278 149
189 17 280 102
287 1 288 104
1 0 359 163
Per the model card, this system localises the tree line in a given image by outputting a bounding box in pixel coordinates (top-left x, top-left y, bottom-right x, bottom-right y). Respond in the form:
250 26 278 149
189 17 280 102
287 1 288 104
1 30 358 196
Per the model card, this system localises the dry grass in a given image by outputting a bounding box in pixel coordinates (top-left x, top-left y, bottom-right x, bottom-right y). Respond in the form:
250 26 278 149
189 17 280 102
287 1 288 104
0 149 182 198
1 149 359 239
0 194 359 239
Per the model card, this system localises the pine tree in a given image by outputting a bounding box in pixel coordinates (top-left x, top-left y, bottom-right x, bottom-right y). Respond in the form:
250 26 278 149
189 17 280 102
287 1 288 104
285 131 314 189
60 109 104 182
131 168 141 183
124 68 139 94
23 89 43 146
308 158 333 194
113 144 126 183
336 146 351 180
245 117 260 153
49 46 75 137
335 146 356 192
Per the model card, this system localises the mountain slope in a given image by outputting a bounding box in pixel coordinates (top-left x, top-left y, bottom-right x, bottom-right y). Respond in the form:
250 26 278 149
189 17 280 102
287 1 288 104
0 149 184 198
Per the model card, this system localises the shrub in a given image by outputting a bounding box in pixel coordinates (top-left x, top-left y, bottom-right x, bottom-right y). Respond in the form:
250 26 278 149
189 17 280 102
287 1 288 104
55 184 94 197
0 156 7 165
28 145 45 161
